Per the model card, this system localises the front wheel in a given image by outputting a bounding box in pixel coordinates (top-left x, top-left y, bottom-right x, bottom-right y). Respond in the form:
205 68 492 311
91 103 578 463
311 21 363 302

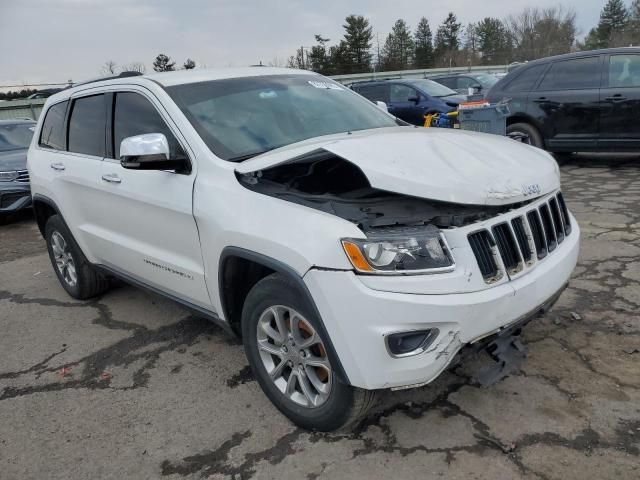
241 273 375 431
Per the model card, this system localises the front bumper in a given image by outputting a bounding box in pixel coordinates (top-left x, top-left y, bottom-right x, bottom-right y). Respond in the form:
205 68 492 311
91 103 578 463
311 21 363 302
0 183 31 214
304 221 580 390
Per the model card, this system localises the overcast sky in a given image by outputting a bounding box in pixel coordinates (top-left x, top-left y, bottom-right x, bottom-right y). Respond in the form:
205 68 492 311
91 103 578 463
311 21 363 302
1 0 605 89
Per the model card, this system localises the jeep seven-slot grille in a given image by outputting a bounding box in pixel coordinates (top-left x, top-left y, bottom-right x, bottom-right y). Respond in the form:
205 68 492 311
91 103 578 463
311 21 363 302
468 193 571 283
492 223 521 272
468 230 498 280
16 170 30 183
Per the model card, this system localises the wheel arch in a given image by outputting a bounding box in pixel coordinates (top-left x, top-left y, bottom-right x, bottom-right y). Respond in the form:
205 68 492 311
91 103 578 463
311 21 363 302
32 194 62 237
218 246 350 385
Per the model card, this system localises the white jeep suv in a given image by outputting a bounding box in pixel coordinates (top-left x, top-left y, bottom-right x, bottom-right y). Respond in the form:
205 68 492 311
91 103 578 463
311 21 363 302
28 68 579 431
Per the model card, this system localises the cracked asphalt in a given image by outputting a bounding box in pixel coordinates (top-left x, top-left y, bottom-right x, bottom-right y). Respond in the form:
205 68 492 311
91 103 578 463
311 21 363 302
1 155 639 480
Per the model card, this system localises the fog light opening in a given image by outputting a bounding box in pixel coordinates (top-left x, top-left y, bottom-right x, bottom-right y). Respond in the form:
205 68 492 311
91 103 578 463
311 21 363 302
386 329 439 358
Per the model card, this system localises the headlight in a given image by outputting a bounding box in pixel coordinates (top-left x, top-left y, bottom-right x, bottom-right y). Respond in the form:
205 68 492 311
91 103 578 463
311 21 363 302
341 225 454 274
0 170 19 182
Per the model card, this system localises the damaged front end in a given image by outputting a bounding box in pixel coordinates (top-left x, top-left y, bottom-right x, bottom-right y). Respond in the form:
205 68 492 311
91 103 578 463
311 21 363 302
238 150 526 233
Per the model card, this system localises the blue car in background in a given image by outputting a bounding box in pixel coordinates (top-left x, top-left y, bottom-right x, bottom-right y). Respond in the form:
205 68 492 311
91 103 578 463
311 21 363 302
350 78 467 126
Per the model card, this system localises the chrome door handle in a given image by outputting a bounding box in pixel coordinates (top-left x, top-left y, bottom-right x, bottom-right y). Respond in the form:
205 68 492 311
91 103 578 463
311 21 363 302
50 162 65 171
101 173 121 184
605 95 627 102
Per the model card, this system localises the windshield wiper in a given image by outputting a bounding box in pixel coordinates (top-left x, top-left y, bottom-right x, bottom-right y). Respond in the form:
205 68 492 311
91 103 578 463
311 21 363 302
228 148 276 162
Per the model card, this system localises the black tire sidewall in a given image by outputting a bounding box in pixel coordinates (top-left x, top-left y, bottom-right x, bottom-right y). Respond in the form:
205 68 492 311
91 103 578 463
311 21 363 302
242 273 355 431
507 122 544 149
45 215 84 298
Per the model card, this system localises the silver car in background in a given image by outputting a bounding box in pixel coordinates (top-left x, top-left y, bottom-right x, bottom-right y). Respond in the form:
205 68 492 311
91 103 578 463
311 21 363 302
0 119 35 218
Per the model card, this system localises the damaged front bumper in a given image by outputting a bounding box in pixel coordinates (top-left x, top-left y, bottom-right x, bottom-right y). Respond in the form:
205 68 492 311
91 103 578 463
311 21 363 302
303 221 579 390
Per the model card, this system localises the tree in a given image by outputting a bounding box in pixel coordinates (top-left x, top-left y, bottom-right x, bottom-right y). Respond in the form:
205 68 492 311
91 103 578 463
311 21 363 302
413 17 434 68
101 60 118 76
631 0 640 44
153 54 176 72
475 18 512 65
583 0 630 49
124 62 146 74
508 7 576 60
183 58 196 70
342 15 373 73
308 35 331 74
434 13 462 66
380 19 414 71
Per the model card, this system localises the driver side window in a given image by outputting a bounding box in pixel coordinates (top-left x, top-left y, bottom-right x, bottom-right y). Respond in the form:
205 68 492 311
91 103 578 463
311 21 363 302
112 92 184 160
390 84 418 103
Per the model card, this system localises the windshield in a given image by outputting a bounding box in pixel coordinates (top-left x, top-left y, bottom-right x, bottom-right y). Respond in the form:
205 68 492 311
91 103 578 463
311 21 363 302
167 74 398 161
474 74 499 88
406 79 458 97
0 123 35 152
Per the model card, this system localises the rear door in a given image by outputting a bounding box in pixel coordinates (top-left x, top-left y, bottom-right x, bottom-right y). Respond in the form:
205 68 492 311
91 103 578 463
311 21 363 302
599 53 640 148
529 55 603 151
388 83 423 125
97 88 211 308
46 93 109 257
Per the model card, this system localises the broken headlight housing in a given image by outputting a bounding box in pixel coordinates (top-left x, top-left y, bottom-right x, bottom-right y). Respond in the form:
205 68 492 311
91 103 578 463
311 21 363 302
341 225 454 274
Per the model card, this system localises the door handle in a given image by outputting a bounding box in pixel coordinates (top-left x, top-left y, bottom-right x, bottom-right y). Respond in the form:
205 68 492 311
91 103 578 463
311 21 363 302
533 97 548 103
605 95 627 102
101 173 121 184
50 162 65 171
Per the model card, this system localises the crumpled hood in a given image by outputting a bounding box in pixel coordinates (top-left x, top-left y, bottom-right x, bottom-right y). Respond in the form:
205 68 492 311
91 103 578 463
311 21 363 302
235 127 560 206
0 149 28 171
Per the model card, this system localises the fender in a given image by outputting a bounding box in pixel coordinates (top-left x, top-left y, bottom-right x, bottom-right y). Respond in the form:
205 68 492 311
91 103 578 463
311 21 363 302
219 246 351 385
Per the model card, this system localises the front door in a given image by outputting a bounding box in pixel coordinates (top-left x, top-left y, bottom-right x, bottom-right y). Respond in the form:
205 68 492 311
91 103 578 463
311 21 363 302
599 53 640 149
529 55 603 151
388 84 423 125
97 89 211 309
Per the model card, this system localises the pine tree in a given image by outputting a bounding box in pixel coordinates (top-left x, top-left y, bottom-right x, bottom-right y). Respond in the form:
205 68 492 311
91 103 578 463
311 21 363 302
153 54 176 72
475 18 512 65
413 17 434 68
434 13 461 65
380 19 414 71
342 15 373 73
308 35 331 74
583 0 629 49
630 0 640 43
183 59 196 70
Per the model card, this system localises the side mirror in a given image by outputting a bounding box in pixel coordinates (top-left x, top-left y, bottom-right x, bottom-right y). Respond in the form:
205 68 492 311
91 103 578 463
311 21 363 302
375 101 388 112
408 95 420 103
472 84 482 93
120 133 189 173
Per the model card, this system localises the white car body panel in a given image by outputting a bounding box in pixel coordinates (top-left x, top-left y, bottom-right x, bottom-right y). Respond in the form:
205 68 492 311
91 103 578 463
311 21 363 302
27 68 580 392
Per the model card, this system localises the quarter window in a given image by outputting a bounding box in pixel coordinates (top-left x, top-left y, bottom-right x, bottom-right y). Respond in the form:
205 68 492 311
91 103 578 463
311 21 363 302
68 95 106 157
39 101 68 150
538 57 601 90
112 92 183 159
356 84 390 103
608 54 640 88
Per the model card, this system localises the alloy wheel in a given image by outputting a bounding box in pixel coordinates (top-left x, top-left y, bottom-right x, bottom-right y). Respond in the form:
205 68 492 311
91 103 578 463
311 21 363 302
256 305 332 408
51 231 77 287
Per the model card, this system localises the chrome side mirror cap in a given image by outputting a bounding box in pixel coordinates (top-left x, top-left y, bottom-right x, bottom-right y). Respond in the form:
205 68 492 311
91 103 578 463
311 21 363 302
119 133 190 173
375 101 388 112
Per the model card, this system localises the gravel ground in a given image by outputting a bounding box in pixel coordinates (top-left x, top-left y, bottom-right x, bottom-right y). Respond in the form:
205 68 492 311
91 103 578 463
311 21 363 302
1 155 639 480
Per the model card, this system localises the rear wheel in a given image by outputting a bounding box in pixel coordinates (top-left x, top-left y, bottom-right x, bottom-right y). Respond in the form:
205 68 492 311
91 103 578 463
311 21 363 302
507 122 544 149
242 273 375 431
45 215 110 299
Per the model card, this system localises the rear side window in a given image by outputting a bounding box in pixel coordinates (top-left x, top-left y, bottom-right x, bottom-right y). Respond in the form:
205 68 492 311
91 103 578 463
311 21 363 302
503 64 547 93
356 84 389 103
390 84 417 102
39 101 68 150
538 57 601 90
68 94 106 157
112 92 183 159
608 54 640 88
435 77 455 88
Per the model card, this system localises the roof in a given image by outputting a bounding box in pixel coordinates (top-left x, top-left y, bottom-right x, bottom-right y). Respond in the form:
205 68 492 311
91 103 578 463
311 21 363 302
516 47 640 67
144 67 315 87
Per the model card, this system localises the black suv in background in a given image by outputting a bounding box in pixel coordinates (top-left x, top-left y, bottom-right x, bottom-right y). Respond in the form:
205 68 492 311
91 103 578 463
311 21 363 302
487 48 640 152
431 73 498 96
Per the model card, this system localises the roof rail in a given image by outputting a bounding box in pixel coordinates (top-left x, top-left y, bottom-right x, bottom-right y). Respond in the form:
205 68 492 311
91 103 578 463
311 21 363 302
67 71 143 89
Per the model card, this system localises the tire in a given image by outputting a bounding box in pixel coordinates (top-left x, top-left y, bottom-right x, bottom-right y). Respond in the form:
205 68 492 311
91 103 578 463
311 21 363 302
507 122 544 149
241 273 375 431
44 215 110 300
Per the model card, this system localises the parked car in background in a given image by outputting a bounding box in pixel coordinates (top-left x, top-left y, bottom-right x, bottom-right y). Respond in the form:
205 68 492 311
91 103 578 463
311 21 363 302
28 68 579 431
430 73 498 96
0 119 35 218
487 48 640 152
350 78 466 125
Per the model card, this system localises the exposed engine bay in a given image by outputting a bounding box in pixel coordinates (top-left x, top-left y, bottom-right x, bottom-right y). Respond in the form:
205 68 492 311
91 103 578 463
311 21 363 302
238 150 527 232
